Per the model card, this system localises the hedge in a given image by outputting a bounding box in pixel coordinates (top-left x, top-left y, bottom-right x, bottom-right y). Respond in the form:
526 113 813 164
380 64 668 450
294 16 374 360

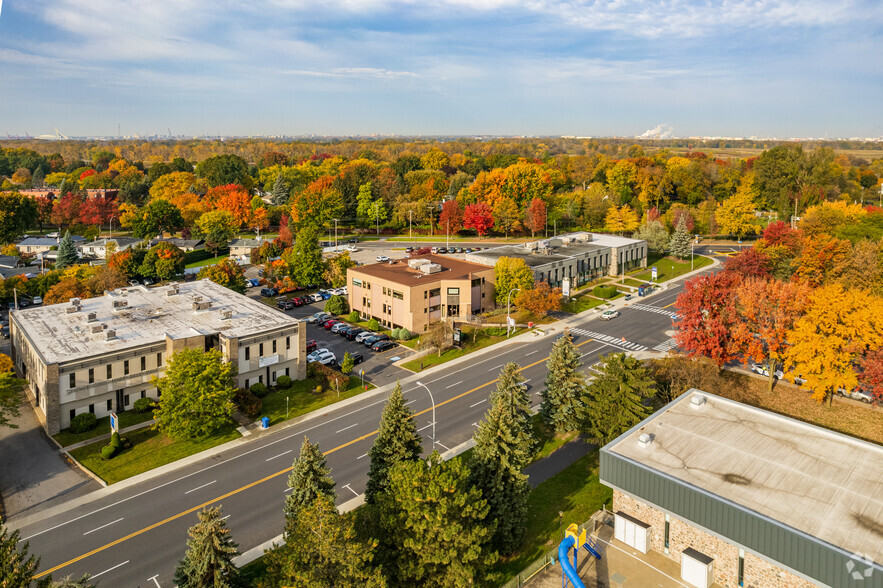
183 247 229 265
133 397 154 413
101 445 117 460
593 285 617 299
250 383 269 398
276 375 292 388
70 412 98 434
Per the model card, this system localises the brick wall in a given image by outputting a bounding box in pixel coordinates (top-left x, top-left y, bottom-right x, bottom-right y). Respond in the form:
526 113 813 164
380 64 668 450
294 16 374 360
613 489 815 588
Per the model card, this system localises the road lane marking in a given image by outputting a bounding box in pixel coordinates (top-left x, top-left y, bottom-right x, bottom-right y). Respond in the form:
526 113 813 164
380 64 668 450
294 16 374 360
417 423 433 432
184 480 216 494
470 399 487 408
491 364 502 370
445 380 463 389
335 423 358 434
357 453 368 459
92 560 129 579
82 518 124 536
264 450 292 462
33 338 595 579
525 350 538 356
343 484 359 497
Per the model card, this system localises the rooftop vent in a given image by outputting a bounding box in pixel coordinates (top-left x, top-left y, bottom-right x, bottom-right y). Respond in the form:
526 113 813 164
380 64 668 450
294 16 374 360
167 284 179 296
523 241 538 251
70 297 81 307
105 329 117 341
690 394 707 409
221 309 233 320
91 324 103 334
112 300 128 311
408 258 431 268
420 263 442 274
86 311 98 323
638 433 653 448
193 301 212 312
193 295 203 303
66 305 78 314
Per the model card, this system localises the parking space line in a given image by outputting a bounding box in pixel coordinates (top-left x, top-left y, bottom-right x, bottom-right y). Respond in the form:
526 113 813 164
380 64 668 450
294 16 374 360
92 560 129 579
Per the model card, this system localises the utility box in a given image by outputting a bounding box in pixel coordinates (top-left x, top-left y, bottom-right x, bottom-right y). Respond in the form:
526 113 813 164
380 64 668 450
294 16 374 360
681 547 714 588
614 511 650 554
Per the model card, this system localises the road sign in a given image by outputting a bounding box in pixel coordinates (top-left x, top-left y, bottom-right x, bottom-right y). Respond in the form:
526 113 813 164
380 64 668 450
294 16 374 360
651 266 658 281
453 328 462 344
110 412 119 433
562 277 570 297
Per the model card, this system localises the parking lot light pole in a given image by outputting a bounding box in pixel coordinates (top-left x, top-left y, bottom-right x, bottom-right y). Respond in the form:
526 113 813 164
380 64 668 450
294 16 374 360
506 288 521 338
415 381 436 447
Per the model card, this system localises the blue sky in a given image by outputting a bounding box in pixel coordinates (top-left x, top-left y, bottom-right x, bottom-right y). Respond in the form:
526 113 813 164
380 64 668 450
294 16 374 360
1 0 881 138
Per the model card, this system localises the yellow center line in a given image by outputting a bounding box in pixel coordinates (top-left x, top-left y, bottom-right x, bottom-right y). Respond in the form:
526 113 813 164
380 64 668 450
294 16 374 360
35 338 594 579
663 301 677 309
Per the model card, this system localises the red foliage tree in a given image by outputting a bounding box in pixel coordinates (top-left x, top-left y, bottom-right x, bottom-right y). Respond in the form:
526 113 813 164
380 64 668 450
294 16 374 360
760 221 800 253
78 196 119 226
463 202 494 236
204 184 252 227
438 199 464 234
857 348 883 402
524 198 547 237
723 248 771 279
672 209 694 232
35 196 54 230
277 214 293 248
673 272 739 366
49 193 83 227
647 207 661 222
79 169 96 181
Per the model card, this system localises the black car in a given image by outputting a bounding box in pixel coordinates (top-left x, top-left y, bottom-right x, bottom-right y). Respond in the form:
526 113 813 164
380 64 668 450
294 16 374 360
337 325 357 337
371 340 395 352
348 351 364 365
276 298 295 310
261 287 278 297
436 247 448 254
345 328 366 340
347 238 359 244
363 334 389 347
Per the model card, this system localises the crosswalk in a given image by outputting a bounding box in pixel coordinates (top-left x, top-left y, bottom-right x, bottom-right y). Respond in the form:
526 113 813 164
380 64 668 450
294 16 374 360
569 328 648 352
653 338 679 352
629 303 679 319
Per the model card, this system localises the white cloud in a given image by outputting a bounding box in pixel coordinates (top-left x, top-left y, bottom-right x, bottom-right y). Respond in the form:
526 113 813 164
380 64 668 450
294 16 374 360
279 67 417 79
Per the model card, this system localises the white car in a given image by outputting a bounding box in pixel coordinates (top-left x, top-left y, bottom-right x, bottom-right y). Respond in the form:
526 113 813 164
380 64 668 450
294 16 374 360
32 296 42 306
750 363 784 379
375 255 390 263
307 349 337 365
355 331 377 343
310 293 324 303
347 245 358 252
306 312 331 324
836 387 874 403
600 310 620 320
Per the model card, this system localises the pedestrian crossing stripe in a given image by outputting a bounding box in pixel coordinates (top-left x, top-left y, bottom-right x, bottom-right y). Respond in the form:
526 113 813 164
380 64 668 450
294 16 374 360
630 303 679 319
653 338 678 352
570 328 648 352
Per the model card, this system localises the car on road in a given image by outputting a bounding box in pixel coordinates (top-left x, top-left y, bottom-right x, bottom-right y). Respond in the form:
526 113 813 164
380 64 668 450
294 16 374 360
32 296 43 305
275 298 295 310
791 373 807 386
355 331 376 343
836 387 874 403
363 334 389 347
371 340 396 352
375 255 390 263
624 294 633 301
600 309 619 320
260 287 278 297
307 349 336 365
305 339 317 352
347 244 358 252
750 363 784 379
306 312 331 324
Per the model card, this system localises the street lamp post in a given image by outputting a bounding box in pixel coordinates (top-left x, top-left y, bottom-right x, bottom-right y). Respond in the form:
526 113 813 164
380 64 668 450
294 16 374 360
415 381 436 448
108 215 115 239
334 218 339 252
506 288 521 338
286 396 289 420
691 242 694 271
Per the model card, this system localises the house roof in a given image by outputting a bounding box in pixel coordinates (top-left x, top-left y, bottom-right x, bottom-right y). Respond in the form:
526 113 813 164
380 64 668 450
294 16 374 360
19 236 85 247
349 254 493 288
0 255 19 268
79 238 141 248
150 238 205 249
229 238 263 248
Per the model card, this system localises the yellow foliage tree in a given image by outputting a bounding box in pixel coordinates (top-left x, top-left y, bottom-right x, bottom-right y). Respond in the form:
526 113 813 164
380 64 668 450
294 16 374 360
716 178 758 238
799 200 867 237
604 205 639 235
118 202 139 228
785 284 883 405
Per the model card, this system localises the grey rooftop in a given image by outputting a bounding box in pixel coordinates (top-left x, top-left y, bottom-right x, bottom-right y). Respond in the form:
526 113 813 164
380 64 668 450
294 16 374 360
607 390 883 563
12 279 298 365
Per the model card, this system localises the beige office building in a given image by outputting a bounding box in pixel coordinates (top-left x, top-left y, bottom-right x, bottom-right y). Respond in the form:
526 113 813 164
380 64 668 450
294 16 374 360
11 279 305 435
347 255 495 333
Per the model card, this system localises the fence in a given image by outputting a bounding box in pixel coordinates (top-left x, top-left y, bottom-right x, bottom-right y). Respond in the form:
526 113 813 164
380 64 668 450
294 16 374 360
498 508 614 588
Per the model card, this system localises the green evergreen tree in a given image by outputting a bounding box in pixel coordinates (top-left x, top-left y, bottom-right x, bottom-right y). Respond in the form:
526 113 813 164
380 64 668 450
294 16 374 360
365 382 422 505
55 230 79 269
540 331 587 432
469 362 537 553
173 506 240 588
284 437 335 531
583 352 654 446
30 167 45 188
378 452 496 587
287 225 327 288
669 216 692 259
0 517 42 587
340 352 355 375
264 496 386 587
50 574 96 587
271 173 289 206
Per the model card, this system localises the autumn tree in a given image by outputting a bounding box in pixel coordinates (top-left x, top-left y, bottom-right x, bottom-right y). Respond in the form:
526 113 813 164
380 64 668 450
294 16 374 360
49 193 82 228
323 251 356 288
583 353 653 445
717 178 759 238
786 285 883 405
438 199 464 234
493 256 535 306
492 197 520 238
673 272 738 366
604 205 640 235
524 198 547 237
857 348 883 402
793 234 850 287
140 242 185 280
44 277 91 305
419 320 454 357
287 225 327 288
195 154 251 188
0 517 41 585
632 220 669 252
365 382 423 505
723 248 771 279
514 282 561 318
78 195 118 227
195 210 237 254
204 184 253 228
541 331 587 432
198 257 247 293
463 202 494 236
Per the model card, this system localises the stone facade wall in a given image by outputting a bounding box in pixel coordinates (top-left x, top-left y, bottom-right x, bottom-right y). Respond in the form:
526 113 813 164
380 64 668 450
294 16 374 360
613 489 816 588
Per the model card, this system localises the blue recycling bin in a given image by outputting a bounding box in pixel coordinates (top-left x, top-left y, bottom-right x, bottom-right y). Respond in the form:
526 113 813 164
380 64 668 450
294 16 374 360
261 417 270 429
638 286 645 297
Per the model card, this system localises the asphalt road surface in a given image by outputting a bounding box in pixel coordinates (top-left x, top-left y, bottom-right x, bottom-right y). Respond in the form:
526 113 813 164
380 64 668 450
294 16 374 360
14 272 710 586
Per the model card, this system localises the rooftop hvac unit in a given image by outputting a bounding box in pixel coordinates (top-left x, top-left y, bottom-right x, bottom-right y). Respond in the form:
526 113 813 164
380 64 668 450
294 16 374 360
105 329 117 341
638 433 653 448
421 263 442 274
112 300 128 311
221 310 233 320
193 301 212 312
66 305 79 314
69 297 81 307
167 285 179 296
690 394 707 409
91 324 104 334
548 237 563 248
523 241 539 251
408 258 431 268
86 311 98 323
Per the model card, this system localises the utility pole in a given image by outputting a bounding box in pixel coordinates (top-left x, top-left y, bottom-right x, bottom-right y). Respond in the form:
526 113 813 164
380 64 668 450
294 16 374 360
446 219 450 249
333 218 339 252
375 205 380 235
409 209 413 244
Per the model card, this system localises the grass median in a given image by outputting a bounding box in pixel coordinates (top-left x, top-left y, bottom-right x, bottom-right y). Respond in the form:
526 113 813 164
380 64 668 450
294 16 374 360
630 253 712 282
403 325 527 372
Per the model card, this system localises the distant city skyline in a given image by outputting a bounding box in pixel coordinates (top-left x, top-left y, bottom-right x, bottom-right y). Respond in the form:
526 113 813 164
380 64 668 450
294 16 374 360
2 1 881 139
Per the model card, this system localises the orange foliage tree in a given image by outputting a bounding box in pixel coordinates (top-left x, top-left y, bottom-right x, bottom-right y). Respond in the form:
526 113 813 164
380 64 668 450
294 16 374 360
514 282 562 318
794 234 850 287
204 184 252 228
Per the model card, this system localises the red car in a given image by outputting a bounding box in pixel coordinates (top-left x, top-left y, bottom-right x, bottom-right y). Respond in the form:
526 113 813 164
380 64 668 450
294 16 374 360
291 297 305 307
323 319 341 329
305 339 317 352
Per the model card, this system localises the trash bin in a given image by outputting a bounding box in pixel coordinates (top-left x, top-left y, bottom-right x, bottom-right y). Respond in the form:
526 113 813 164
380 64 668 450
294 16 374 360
638 287 645 297
261 417 270 429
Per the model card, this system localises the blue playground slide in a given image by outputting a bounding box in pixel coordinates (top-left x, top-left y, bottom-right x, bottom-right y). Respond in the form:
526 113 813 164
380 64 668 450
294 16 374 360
583 536 602 559
558 534 603 588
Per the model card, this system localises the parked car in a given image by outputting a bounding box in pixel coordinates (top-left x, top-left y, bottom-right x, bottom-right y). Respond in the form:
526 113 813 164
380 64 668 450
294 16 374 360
0 326 9 339
331 322 350 334
128 279 140 287
18 299 30 308
430 247 438 254
355 331 376 343
307 293 322 303
32 296 43 305
363 334 389 347
347 245 358 252
323 319 342 329
624 294 633 301
791 373 807 386
436 247 448 254
307 349 337 365
371 340 396 352
750 363 784 379
347 238 359 244
276 298 295 310
836 387 874 403
260 287 278 297
307 312 331 324
305 339 317 352
600 309 619 320
405 246 414 253
348 351 364 365
345 328 366 340
246 278 260 288
375 255 390 263
290 296 305 306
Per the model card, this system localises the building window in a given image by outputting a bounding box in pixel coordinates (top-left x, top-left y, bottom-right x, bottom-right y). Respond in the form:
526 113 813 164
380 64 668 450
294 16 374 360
258 375 263 384
259 343 264 356
89 403 95 414
157 352 162 366
285 367 290 376
89 368 94 384
106 399 112 411
245 347 250 360
69 373 76 388
352 278 362 287
424 291 428 299
124 394 130 407
124 360 129 376
272 340 277 353
141 356 146 371
447 287 459 295
106 365 112 379
70 409 75 422
141 390 146 399
664 515 670 550
392 290 403 300
244 379 249 388
286 336 290 349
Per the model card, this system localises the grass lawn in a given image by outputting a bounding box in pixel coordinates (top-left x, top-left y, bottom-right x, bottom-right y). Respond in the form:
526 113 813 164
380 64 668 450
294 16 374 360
402 325 526 372
531 415 580 461
53 410 155 448
488 450 612 584
184 254 227 269
259 376 373 426
69 423 241 485
561 294 606 314
630 254 712 283
622 278 645 287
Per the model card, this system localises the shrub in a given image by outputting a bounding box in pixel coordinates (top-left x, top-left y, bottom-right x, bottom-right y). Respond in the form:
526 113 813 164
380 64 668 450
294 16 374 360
110 432 121 448
276 375 291 388
390 327 401 340
250 383 268 398
133 397 154 413
484 327 507 337
367 318 380 331
100 445 117 460
593 285 617 299
311 363 348 392
347 311 360 322
69 412 98 434
324 295 349 315
234 388 262 419
398 327 411 341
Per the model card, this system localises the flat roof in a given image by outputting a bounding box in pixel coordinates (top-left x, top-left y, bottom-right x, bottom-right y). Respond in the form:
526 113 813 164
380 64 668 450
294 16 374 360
607 391 883 563
350 254 492 288
469 232 644 268
12 279 298 365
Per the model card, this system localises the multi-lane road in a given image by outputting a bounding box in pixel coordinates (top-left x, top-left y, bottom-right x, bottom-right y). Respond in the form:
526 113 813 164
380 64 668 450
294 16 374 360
14 267 709 587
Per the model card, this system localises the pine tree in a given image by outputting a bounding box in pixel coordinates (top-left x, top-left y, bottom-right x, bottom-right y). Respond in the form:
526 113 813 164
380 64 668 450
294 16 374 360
365 382 422 504
0 518 42 587
378 452 497 587
583 352 654 446
174 506 240 588
271 174 289 206
669 216 692 260
50 574 96 587
55 230 79 269
31 167 45 188
284 437 335 530
541 331 587 432
470 362 537 554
